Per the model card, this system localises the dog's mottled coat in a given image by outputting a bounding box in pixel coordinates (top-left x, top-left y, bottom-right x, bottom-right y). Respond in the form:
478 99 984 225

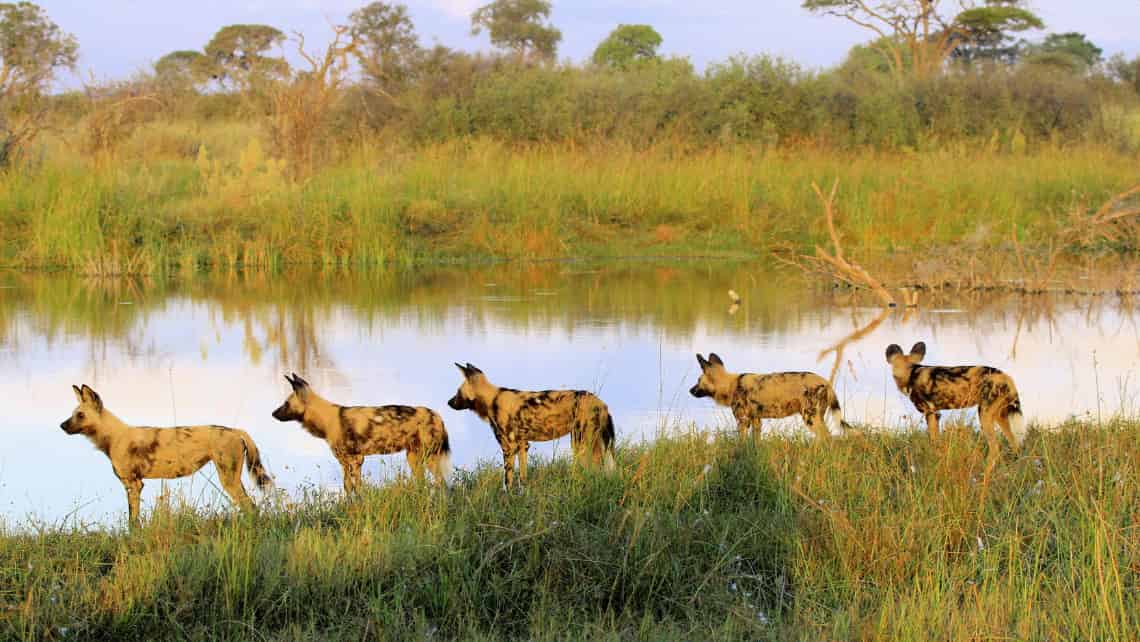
448 363 616 489
59 384 271 527
271 374 451 491
689 353 849 441
885 341 1026 460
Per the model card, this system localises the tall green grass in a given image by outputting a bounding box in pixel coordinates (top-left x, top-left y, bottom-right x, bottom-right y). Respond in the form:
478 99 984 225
1 131 1136 271
2 420 1136 640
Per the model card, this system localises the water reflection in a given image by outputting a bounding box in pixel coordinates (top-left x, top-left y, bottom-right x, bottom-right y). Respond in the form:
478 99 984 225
1 262 1137 528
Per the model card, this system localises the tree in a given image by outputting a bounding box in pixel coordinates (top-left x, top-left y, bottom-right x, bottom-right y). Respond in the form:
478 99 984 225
200 24 288 90
802 0 1042 79
0 1 78 166
470 0 561 62
592 24 662 69
952 1 1043 65
1108 53 1140 95
349 2 420 93
154 50 206 91
1022 32 1103 73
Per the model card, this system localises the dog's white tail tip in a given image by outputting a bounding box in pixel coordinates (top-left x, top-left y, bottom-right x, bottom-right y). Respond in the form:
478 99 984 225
1010 411 1027 446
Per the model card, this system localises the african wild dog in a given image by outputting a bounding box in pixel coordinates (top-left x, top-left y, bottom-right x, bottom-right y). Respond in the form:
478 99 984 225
448 363 617 490
271 373 451 491
689 353 849 441
60 384 272 527
885 342 1026 454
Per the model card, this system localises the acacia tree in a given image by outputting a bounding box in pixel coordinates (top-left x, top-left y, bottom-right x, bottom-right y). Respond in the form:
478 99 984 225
952 1 1043 65
199 24 288 91
802 0 1042 79
348 2 420 97
470 0 561 62
1022 32 1104 73
0 1 78 166
154 50 206 92
592 24 662 69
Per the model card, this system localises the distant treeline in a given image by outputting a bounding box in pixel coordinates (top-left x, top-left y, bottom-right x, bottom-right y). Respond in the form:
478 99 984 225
1 0 1136 171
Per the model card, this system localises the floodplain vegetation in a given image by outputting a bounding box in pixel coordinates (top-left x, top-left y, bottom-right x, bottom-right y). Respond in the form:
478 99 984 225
1 419 1137 640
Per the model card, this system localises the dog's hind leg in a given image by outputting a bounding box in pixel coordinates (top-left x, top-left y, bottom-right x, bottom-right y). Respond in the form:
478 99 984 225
925 412 941 442
216 457 255 512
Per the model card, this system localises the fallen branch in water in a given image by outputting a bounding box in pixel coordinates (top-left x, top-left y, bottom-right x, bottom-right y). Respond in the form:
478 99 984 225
804 180 897 308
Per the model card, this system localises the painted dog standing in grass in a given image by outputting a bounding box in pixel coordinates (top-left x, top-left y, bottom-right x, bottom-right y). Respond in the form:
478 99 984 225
885 342 1025 465
689 353 849 441
448 363 617 490
271 374 451 491
60 384 271 527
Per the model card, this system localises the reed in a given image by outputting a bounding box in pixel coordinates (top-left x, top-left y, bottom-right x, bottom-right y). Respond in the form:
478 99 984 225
1 130 1136 272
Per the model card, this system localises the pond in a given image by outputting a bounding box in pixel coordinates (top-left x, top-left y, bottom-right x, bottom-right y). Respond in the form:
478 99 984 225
1 261 1137 528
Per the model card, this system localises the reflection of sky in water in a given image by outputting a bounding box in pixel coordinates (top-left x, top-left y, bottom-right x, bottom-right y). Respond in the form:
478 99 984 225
1 274 1138 529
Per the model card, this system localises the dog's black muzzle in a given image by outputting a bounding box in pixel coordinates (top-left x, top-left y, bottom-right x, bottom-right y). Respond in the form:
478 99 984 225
689 385 710 398
448 394 470 411
271 405 298 422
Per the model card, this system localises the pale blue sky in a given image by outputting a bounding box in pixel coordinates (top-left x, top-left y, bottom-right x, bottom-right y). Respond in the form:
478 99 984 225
33 1 1140 84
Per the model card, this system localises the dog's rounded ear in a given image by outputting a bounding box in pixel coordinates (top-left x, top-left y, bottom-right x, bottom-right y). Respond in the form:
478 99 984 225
908 342 926 364
466 363 483 375
80 385 104 412
287 373 309 390
885 344 903 362
454 362 468 375
72 385 84 402
696 353 709 369
708 353 724 367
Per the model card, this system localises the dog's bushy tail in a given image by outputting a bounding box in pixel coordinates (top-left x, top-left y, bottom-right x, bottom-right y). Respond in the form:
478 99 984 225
237 430 273 490
1008 397 1027 447
431 419 453 484
601 413 617 472
824 389 849 436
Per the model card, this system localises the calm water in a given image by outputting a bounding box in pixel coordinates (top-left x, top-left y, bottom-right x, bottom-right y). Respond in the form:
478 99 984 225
1 262 1137 528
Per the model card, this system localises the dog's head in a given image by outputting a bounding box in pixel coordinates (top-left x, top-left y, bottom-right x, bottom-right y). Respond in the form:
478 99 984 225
690 353 727 399
448 363 485 412
61 384 104 435
272 373 312 422
885 341 926 381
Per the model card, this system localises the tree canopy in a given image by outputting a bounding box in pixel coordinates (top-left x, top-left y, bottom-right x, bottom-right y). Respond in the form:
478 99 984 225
200 24 288 89
1023 32 1103 73
802 0 1043 79
471 0 561 61
349 1 420 88
0 1 78 98
592 24 663 69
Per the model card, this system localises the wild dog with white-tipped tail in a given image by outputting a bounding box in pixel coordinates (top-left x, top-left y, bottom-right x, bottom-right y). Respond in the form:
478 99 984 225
689 353 850 441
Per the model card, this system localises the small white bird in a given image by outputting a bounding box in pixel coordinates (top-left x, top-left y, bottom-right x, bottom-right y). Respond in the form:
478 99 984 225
727 289 742 304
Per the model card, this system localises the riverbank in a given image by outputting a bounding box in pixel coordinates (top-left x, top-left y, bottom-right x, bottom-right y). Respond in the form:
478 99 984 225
2 419 1136 640
2 136 1136 273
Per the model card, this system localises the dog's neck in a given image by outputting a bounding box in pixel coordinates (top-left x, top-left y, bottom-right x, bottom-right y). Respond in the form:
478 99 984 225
470 377 501 421
299 391 340 435
85 410 130 454
712 371 740 407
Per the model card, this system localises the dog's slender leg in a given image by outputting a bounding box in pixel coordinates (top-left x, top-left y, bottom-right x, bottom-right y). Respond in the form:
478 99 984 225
123 478 143 529
338 455 363 494
218 459 254 512
518 443 529 485
501 446 516 491
980 408 1003 481
925 412 941 442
